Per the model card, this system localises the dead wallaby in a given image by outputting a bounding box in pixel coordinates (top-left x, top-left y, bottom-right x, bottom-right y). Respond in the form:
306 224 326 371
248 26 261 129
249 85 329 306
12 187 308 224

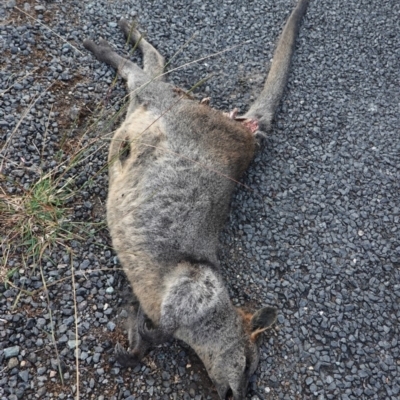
83 0 309 398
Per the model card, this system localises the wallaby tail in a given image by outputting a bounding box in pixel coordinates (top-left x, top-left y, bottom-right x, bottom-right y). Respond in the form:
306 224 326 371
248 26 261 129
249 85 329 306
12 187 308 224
244 0 309 132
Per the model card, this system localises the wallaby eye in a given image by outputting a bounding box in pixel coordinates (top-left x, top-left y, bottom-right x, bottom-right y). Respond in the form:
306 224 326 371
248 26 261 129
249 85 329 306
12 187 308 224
119 138 131 164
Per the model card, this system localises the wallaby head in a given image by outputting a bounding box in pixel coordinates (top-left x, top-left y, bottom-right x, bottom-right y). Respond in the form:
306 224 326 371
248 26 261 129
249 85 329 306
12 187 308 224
83 0 309 398
186 304 277 400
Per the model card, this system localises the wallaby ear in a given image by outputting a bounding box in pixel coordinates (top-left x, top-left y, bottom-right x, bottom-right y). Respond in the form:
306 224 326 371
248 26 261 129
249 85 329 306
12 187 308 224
250 307 277 341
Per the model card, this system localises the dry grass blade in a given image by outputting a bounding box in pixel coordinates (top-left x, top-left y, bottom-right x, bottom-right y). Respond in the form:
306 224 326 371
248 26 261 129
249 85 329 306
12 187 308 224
38 244 65 386
69 250 80 400
163 31 198 70
157 39 253 80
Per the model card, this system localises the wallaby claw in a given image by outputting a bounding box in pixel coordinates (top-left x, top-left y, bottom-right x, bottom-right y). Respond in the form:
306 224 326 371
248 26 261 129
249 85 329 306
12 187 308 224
114 343 140 368
223 108 239 119
229 108 239 119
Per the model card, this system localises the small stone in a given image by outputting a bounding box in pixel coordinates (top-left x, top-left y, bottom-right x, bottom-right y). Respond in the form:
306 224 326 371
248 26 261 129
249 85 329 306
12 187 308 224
69 107 80 121
162 371 170 380
358 369 369 378
6 0 16 8
269 374 279 388
326 375 334 384
8 357 19 369
18 370 29 382
3 346 20 358
80 260 90 269
27 353 37 363
310 383 317 393
67 340 81 349
107 321 116 331
15 387 26 398
12 169 24 178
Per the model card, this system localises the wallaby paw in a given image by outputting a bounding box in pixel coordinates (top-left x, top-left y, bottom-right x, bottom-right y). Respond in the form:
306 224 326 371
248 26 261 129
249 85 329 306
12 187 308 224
82 39 97 52
83 38 113 59
114 343 140 368
118 18 138 36
118 18 131 31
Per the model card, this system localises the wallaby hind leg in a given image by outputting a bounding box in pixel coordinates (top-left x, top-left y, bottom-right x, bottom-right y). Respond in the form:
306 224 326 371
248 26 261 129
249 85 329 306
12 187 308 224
83 38 149 112
118 18 165 81
243 0 309 133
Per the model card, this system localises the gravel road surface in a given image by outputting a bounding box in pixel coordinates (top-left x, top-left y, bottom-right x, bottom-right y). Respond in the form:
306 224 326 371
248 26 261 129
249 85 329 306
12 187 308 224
1 0 399 399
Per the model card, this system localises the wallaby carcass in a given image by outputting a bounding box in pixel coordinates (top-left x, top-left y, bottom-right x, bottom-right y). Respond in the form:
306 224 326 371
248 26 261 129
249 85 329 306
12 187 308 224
83 0 309 398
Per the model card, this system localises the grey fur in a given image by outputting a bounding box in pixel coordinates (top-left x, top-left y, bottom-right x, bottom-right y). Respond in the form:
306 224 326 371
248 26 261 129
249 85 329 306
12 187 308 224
83 0 309 398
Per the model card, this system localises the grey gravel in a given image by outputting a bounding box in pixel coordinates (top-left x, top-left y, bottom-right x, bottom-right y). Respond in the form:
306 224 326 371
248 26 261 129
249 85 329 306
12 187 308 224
1 0 399 399
3 346 20 359
67 340 81 349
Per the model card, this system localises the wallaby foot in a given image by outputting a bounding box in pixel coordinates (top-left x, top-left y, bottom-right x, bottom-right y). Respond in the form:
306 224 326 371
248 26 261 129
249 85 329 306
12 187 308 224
137 306 170 344
115 305 170 368
118 18 165 80
114 341 150 368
